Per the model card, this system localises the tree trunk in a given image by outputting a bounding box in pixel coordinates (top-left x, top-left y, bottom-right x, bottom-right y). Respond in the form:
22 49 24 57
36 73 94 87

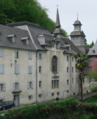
80 72 83 102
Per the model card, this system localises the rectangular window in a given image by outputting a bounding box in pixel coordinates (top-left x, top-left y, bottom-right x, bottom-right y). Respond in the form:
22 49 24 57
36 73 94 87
29 52 32 60
29 66 32 74
0 84 6 92
67 67 69 73
13 83 20 90
57 92 59 95
0 49 4 57
39 81 42 88
83 77 85 83
72 57 74 61
72 78 74 83
76 78 77 83
0 65 4 74
39 66 42 73
27 82 33 89
28 95 32 100
67 90 69 93
72 67 74 72
39 94 42 98
52 80 59 88
15 65 19 74
67 80 69 85
67 56 69 61
52 93 54 96
15 51 18 59
38 53 43 60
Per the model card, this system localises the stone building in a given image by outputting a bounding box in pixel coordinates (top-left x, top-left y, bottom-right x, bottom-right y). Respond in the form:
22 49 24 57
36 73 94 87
0 8 90 106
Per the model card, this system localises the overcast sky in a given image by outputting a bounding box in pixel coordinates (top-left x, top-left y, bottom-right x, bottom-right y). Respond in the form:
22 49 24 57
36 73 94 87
39 0 97 44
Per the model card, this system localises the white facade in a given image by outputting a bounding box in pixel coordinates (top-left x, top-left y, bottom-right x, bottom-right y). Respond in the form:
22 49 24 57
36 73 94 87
0 42 90 106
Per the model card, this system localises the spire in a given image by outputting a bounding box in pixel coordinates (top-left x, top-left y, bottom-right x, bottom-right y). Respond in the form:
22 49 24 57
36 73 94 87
53 8 63 37
56 8 61 28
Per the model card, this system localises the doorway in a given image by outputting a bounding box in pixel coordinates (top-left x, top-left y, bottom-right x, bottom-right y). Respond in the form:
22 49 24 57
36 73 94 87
14 95 19 106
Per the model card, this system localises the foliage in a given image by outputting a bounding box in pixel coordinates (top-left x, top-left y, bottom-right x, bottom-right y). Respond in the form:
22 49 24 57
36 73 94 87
86 70 97 81
89 57 97 71
0 0 68 37
85 44 93 48
89 83 97 92
84 95 97 103
86 56 97 81
1 98 97 119
74 53 89 71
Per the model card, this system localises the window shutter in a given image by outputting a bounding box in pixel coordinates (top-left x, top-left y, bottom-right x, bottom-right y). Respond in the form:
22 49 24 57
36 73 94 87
0 65 1 74
15 65 19 74
41 54 43 60
2 65 4 74
27 82 30 89
0 85 1 91
31 82 33 89
29 66 32 74
29 52 32 60
4 84 6 92
0 49 4 57
37 54 39 60
1 49 4 57
13 83 15 90
18 83 20 90
0 65 4 74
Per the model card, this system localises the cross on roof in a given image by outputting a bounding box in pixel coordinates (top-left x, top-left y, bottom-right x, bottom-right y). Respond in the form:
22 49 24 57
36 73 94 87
77 13 79 20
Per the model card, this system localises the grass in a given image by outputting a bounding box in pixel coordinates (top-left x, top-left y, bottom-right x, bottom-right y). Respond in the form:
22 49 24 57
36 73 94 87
84 95 97 103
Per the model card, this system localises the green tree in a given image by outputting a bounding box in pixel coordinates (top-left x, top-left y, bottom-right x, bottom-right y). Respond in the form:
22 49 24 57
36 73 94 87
74 53 89 101
0 0 68 37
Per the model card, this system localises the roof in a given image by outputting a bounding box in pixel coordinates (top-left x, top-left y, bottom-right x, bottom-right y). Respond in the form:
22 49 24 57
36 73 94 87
88 41 97 56
56 8 61 28
73 20 82 25
60 37 81 53
0 24 36 50
53 28 63 34
7 21 47 30
7 21 52 50
76 45 89 54
70 31 85 37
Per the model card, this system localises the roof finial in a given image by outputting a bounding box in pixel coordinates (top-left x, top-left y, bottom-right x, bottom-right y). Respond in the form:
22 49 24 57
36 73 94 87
77 13 79 20
57 4 59 8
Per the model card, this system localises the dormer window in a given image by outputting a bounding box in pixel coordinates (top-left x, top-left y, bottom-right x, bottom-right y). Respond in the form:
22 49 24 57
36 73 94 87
21 37 29 45
7 34 16 43
92 50 95 53
66 47 69 50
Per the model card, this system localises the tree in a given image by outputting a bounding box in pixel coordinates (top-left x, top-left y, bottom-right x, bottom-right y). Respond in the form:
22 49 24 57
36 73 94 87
85 38 87 44
0 0 68 37
91 41 94 46
86 56 97 81
74 53 89 101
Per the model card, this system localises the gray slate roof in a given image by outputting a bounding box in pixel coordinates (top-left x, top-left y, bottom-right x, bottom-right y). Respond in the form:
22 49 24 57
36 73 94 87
70 31 85 37
88 41 97 56
60 37 81 54
73 20 82 25
56 8 61 28
0 24 36 50
7 21 52 50
76 45 89 54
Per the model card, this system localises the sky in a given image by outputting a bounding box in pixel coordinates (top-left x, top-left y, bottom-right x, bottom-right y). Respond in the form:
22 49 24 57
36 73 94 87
38 0 97 44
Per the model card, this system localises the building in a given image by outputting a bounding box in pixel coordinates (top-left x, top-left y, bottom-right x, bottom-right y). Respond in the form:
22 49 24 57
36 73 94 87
0 8 91 106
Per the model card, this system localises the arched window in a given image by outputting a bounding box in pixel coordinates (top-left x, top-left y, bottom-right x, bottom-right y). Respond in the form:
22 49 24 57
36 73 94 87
52 56 58 74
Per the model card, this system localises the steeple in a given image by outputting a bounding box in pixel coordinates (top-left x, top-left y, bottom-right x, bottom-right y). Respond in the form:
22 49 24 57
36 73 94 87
56 8 61 28
53 8 63 37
